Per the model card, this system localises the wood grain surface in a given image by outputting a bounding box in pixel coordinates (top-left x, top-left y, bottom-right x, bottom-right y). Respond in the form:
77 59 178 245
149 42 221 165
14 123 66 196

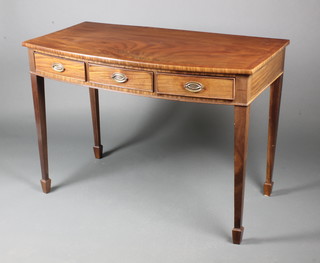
23 22 289 74
249 49 285 102
156 73 234 100
89 63 153 92
35 52 85 80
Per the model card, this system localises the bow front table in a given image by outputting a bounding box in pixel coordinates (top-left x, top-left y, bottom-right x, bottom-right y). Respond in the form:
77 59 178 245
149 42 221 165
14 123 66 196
22 22 289 244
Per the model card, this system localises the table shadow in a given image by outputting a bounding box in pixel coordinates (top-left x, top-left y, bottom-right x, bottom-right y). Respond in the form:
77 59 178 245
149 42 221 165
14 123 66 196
272 179 320 196
102 103 233 160
243 229 320 245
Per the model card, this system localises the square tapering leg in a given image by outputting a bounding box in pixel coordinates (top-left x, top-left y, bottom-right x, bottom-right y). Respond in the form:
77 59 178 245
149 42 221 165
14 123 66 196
264 75 283 196
89 88 103 159
233 106 250 244
31 74 51 193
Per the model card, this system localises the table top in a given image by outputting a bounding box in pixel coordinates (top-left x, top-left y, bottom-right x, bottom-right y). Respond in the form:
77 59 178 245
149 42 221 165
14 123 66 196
23 22 289 75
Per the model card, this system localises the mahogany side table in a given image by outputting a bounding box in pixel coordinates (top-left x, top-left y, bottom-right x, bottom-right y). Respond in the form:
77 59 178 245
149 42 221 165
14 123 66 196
22 22 289 244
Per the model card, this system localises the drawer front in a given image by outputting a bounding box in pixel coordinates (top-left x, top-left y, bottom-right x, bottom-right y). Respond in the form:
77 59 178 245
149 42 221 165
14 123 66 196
34 53 85 80
88 64 153 92
156 73 235 100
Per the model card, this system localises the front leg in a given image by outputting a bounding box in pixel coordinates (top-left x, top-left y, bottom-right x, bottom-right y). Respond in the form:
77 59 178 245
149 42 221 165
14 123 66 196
31 74 51 193
233 105 250 244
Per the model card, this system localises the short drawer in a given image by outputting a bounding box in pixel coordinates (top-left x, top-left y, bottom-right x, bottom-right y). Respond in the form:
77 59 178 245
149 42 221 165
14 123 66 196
88 64 153 92
34 53 85 80
156 73 235 100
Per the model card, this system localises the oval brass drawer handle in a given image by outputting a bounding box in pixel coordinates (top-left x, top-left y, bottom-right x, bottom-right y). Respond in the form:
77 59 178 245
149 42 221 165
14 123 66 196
184 81 204 93
52 63 65 73
112 72 128 83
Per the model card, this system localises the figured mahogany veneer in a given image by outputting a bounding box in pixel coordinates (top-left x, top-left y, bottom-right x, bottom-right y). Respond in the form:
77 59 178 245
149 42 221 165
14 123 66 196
22 22 289 245
156 73 235 100
89 64 153 92
23 21 288 74
34 53 85 81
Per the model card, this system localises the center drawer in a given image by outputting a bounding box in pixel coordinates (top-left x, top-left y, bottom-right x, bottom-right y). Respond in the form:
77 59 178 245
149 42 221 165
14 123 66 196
88 64 153 92
156 73 235 100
